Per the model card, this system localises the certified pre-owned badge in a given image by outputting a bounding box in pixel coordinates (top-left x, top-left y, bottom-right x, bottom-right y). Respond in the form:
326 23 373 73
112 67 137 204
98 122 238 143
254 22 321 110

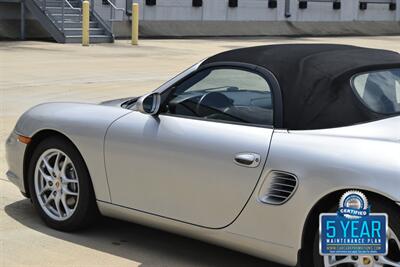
320 190 388 256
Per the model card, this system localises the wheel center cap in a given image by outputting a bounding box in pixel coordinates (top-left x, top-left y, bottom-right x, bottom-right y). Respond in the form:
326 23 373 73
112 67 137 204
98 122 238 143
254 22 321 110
362 256 372 265
55 180 60 189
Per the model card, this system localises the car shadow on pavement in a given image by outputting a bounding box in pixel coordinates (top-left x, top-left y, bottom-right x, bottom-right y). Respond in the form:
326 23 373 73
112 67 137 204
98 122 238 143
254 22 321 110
5 199 287 267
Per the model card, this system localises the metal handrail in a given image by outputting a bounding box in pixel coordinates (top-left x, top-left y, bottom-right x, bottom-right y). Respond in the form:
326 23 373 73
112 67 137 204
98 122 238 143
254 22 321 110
103 0 126 21
64 0 81 11
62 0 81 31
105 0 125 12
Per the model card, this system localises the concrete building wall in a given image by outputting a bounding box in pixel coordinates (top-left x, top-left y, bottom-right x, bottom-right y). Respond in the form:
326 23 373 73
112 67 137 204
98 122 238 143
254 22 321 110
116 0 400 22
1 0 400 39
111 0 400 37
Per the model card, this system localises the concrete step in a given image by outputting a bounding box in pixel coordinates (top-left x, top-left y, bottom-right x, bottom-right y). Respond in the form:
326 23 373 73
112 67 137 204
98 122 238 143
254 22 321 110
60 21 99 28
40 2 81 8
39 3 67 8
44 2 81 7
54 20 97 24
46 0 81 3
36 1 69 7
65 35 114 43
63 28 105 35
31 0 114 44
46 7 80 14
51 13 82 17
52 14 98 22
53 17 98 23
40 0 80 4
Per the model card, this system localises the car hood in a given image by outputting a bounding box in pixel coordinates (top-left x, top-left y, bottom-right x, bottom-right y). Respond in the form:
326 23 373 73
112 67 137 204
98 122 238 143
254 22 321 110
292 115 400 142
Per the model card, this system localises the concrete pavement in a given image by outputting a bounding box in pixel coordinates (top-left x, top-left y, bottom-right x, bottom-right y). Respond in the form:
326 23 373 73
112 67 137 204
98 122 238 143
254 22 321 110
0 179 280 267
1 37 399 267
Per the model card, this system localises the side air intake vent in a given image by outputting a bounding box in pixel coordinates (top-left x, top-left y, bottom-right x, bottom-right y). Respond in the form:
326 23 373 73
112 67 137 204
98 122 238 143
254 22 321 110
259 171 298 205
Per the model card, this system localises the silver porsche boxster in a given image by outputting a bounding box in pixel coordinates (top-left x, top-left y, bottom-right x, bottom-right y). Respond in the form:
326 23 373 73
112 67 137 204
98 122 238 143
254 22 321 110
5 44 400 267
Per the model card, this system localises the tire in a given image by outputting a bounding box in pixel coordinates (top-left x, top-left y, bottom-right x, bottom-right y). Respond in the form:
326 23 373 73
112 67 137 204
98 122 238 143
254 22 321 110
308 195 400 267
28 136 98 231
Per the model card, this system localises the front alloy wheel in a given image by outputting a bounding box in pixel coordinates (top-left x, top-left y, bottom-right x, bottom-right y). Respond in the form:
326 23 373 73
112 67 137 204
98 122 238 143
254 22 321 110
28 136 98 231
34 148 79 221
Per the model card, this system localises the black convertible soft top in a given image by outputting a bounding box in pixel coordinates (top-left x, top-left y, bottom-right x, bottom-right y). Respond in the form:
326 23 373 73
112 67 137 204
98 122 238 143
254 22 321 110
201 44 400 130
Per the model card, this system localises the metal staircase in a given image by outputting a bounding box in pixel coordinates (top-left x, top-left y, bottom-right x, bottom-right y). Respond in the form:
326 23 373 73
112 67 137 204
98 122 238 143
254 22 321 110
25 0 114 43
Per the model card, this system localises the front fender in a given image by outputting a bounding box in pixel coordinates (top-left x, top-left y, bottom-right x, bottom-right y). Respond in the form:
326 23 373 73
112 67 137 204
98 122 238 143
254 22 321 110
15 102 131 202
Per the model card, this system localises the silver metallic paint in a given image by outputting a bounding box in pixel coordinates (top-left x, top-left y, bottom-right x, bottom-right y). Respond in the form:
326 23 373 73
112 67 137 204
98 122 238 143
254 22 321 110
230 118 400 250
104 112 273 228
5 63 400 266
6 132 26 191
97 200 297 266
12 102 131 201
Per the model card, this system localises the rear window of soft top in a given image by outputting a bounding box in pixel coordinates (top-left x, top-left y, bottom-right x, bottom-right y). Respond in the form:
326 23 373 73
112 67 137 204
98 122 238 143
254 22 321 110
352 68 400 114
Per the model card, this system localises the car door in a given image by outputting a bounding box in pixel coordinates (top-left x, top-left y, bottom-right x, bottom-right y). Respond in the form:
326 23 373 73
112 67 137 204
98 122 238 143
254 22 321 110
104 65 279 228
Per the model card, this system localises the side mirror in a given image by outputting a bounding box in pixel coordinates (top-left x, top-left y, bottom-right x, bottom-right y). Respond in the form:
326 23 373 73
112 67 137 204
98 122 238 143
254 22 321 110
136 92 161 115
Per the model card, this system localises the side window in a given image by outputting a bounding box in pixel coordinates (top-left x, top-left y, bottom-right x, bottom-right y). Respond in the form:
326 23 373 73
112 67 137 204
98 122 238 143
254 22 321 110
164 68 274 126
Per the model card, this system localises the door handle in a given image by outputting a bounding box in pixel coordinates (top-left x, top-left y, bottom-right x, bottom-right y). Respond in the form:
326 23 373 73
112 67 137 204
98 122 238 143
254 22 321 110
234 153 261 168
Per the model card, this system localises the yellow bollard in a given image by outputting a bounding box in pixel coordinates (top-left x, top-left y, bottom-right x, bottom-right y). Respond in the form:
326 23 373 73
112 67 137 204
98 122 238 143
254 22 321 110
82 0 90 46
131 3 139 45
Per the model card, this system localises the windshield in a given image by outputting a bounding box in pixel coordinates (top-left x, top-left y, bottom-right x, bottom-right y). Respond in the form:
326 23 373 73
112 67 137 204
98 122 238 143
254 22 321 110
352 68 400 114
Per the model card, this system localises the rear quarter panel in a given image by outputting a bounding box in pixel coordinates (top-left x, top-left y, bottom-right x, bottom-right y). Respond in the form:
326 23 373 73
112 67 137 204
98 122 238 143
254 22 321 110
226 118 400 265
